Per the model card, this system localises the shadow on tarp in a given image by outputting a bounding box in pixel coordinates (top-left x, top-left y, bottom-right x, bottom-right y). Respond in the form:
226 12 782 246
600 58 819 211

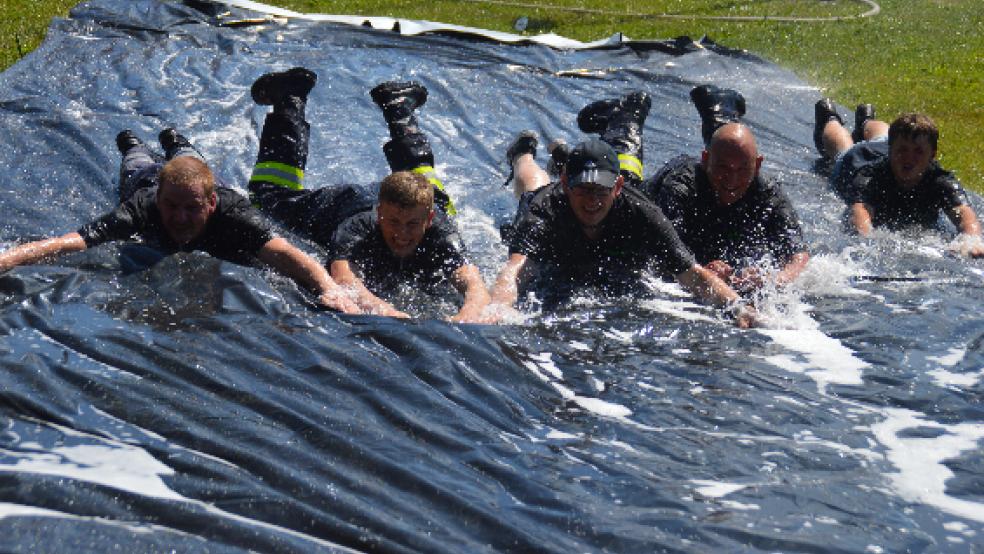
1 0 982 552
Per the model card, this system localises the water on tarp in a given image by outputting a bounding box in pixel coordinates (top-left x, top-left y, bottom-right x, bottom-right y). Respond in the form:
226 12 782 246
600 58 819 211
0 1 982 552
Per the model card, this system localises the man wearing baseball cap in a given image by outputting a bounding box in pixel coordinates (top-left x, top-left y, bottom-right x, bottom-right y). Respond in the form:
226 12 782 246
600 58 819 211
486 138 756 327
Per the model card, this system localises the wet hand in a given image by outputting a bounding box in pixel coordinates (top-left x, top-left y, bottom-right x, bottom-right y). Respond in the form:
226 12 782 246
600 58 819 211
730 267 766 294
375 305 411 319
732 303 761 329
474 303 521 324
705 259 733 281
953 234 984 258
319 289 362 314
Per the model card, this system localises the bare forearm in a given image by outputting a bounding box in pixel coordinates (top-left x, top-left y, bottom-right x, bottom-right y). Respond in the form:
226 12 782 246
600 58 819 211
259 238 336 295
678 264 739 307
257 238 361 313
0 232 87 272
954 205 982 236
489 258 525 308
451 265 491 322
330 260 405 316
775 251 810 287
850 203 873 236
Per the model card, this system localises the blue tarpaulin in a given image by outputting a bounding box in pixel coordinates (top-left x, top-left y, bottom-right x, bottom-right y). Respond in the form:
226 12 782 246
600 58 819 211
1 1 982 552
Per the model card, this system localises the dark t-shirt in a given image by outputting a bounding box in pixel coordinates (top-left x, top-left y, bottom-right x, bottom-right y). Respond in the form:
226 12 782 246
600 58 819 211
508 182 696 289
78 187 274 266
830 139 889 201
330 210 467 292
846 157 969 230
650 155 805 268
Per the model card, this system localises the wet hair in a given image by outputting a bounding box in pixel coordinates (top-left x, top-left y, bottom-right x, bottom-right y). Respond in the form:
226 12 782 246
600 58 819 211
158 157 215 198
378 171 433 209
888 113 938 150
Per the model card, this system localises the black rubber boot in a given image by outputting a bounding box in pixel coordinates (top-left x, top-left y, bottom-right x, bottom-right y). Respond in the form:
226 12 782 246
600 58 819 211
547 139 571 178
576 98 621 134
251 67 317 106
691 84 746 145
158 128 198 160
599 90 651 184
506 130 538 164
116 130 144 155
852 103 876 144
370 81 428 139
814 98 844 156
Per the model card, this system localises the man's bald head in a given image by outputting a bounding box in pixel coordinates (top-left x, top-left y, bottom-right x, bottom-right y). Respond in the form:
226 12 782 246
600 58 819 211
702 123 763 206
708 123 758 159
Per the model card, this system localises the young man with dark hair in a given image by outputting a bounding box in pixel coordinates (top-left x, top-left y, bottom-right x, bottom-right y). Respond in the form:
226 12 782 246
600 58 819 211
0 129 359 313
814 101 984 256
246 68 489 322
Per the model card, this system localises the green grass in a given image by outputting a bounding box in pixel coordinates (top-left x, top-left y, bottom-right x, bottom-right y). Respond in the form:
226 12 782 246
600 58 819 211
4 1 983 190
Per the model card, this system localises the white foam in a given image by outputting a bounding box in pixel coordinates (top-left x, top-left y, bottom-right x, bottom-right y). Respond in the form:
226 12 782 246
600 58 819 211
943 521 968 532
0 439 182 501
638 298 715 323
720 500 760 511
928 348 966 367
691 480 747 498
0 502 66 520
545 429 579 440
571 396 632 418
759 329 867 393
871 407 984 522
521 353 633 420
928 368 984 389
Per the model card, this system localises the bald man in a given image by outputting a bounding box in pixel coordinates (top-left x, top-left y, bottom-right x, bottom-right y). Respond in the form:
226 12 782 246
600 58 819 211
0 135 359 313
648 123 809 292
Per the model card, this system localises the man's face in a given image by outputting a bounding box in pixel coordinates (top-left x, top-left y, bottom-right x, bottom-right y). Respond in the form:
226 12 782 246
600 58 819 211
377 201 434 259
563 177 623 229
889 134 935 188
157 181 216 246
702 143 762 206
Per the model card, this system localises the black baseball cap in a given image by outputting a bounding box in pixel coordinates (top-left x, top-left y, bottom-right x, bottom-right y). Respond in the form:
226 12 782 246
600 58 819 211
564 138 620 188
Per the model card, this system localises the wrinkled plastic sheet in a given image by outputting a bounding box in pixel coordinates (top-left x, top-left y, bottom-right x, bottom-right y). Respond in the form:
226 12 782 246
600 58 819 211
1 1 983 552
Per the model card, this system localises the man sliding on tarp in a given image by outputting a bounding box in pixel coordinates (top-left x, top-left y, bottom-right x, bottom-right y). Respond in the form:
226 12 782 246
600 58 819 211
643 85 809 294
0 129 359 314
246 68 490 322
489 136 757 327
813 100 984 257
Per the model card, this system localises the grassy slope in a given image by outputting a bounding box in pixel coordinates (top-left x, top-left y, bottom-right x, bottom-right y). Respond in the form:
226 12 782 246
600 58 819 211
3 0 981 189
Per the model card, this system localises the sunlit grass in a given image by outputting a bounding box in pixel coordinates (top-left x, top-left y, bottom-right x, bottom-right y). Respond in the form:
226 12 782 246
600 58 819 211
0 0 77 70
5 0 983 190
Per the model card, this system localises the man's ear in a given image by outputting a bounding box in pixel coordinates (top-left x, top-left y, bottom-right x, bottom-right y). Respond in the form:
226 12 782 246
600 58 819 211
426 208 435 227
701 149 710 168
612 175 624 197
755 155 764 174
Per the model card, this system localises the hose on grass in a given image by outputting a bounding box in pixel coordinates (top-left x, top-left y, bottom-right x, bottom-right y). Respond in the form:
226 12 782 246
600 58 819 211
460 0 880 23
